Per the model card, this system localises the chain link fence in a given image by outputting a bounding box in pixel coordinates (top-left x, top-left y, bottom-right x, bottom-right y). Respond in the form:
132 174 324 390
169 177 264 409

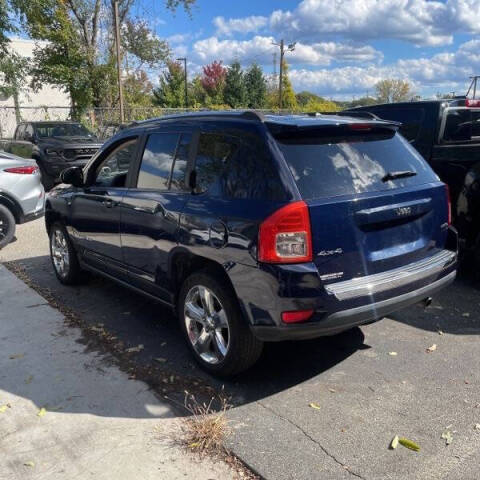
0 106 297 139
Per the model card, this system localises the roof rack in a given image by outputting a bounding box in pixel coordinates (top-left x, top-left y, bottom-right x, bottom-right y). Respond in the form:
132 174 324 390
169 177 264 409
138 110 266 126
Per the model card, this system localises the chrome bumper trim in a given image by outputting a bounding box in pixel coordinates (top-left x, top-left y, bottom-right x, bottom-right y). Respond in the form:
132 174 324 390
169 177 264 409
325 250 456 301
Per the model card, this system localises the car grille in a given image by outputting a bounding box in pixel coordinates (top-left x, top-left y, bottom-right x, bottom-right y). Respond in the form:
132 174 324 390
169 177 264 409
64 148 99 161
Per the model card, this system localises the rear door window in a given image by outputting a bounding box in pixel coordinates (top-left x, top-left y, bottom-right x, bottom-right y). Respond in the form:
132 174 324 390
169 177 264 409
195 132 286 200
276 131 437 200
443 108 480 142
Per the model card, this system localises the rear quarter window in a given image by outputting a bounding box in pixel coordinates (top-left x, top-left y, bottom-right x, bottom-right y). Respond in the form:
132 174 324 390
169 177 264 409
277 131 438 200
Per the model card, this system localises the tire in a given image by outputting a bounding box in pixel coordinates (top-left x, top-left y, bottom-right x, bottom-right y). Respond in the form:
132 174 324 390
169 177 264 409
49 222 82 285
178 271 263 377
0 204 15 249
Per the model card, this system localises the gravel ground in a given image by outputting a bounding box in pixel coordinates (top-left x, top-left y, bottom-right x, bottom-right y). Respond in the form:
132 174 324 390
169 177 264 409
2 219 480 480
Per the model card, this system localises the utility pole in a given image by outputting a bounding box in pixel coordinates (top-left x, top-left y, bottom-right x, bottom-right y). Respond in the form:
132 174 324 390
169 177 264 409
177 57 188 108
272 39 296 109
113 1 125 123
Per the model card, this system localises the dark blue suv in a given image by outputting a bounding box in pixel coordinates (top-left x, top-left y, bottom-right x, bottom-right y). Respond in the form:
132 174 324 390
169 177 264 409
46 111 458 376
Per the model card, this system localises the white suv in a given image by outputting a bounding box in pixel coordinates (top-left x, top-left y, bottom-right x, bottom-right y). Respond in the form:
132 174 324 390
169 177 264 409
0 150 45 249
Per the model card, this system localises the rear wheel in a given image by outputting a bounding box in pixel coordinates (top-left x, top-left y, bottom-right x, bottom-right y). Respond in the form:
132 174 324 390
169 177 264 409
178 271 263 377
49 222 82 284
0 205 15 249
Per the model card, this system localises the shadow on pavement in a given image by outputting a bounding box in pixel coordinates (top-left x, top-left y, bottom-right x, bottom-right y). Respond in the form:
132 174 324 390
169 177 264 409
3 254 367 418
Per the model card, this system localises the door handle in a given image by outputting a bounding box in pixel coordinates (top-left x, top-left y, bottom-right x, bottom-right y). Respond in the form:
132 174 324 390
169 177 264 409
102 199 115 208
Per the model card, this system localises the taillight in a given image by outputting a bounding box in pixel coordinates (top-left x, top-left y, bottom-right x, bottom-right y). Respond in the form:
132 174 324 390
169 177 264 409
282 309 314 324
466 98 480 107
258 201 312 263
4 166 38 174
445 184 452 226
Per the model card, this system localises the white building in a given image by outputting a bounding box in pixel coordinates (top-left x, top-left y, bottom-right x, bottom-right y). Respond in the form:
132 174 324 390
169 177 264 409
0 38 71 137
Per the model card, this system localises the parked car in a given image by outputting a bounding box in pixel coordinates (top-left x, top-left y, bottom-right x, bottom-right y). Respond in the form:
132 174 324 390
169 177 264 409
97 122 130 141
0 121 103 191
45 111 457 376
0 150 45 249
347 99 480 266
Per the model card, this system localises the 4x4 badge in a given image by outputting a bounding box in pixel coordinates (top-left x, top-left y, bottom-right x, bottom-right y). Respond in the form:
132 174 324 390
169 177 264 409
317 248 343 257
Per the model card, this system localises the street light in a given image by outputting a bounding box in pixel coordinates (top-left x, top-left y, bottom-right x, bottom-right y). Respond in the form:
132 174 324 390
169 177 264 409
176 57 188 108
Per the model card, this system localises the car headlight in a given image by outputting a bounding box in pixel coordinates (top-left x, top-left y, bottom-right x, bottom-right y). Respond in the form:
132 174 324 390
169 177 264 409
45 148 64 157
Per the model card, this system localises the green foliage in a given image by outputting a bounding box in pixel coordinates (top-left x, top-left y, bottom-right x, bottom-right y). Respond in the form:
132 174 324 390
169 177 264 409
280 60 297 109
153 60 185 107
375 79 413 103
124 70 153 107
244 63 266 108
302 99 339 113
0 0 14 54
122 19 170 69
224 61 245 108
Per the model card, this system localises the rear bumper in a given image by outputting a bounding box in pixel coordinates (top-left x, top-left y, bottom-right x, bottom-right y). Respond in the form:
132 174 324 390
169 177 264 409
227 246 457 342
251 270 456 341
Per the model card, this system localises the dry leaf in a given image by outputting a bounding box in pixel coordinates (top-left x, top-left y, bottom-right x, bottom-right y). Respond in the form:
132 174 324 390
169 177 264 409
25 375 33 385
328 388 336 393
388 352 398 356
438 329 444 335
125 344 144 353
389 435 399 449
398 437 420 451
426 344 437 353
309 402 321 410
441 430 453 445
474 424 480 431
154 357 167 363
0 404 11 413
9 353 24 360
462 312 470 317
37 407 47 417
24 461 34 468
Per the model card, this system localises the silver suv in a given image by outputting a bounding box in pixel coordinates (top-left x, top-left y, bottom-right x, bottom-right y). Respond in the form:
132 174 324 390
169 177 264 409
0 151 45 249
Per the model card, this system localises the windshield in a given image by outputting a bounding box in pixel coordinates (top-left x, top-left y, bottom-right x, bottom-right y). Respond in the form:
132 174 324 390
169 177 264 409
276 131 438 200
34 123 95 139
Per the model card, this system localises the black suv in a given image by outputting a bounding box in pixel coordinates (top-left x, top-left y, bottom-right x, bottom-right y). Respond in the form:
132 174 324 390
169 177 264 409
349 99 480 264
46 111 456 376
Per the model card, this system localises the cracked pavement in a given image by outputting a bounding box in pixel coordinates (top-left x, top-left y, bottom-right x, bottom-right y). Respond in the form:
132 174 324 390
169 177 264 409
3 219 480 480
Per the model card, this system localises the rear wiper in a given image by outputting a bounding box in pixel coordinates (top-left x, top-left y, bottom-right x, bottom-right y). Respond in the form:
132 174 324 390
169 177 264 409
382 170 417 182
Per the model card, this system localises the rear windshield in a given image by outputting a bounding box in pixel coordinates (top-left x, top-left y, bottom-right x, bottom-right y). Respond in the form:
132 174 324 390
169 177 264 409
276 131 437 199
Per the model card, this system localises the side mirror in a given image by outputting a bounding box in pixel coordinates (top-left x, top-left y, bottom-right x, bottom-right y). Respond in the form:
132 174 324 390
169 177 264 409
61 166 84 187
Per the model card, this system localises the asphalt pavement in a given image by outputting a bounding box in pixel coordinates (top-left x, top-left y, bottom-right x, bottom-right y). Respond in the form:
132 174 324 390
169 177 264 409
2 219 480 480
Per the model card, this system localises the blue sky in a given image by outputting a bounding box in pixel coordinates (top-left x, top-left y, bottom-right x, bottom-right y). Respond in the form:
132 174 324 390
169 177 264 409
137 0 480 100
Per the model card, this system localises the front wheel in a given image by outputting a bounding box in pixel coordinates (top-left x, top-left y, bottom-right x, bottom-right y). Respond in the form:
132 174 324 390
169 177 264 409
49 222 82 284
0 204 15 249
178 272 263 377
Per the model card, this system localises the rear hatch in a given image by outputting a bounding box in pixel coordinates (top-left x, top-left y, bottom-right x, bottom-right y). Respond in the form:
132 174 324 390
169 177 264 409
272 121 449 283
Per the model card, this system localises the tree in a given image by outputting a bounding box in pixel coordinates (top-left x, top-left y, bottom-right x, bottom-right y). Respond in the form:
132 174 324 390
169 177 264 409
0 0 14 55
244 63 266 109
280 60 297 110
375 79 413 103
201 60 226 105
153 60 185 107
224 61 245 108
0 52 30 123
12 0 194 111
124 70 153 107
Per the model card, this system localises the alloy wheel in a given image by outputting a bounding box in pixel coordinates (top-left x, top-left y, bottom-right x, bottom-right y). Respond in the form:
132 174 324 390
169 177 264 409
184 285 230 364
51 228 70 277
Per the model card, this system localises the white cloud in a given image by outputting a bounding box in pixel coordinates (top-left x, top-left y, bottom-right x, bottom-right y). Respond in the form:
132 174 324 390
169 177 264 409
217 0 480 47
289 39 480 96
192 35 382 66
213 15 268 37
